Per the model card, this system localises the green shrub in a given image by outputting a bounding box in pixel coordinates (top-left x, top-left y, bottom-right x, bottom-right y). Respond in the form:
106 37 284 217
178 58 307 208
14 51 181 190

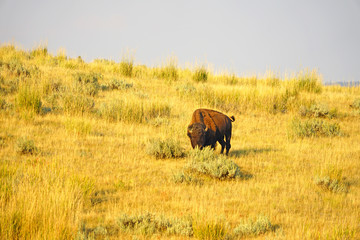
106 79 133 90
16 137 38 155
41 78 62 96
184 147 243 180
146 138 185 159
299 103 337 119
290 118 342 138
309 103 330 118
176 83 196 97
76 224 108 240
0 76 18 94
193 67 208 83
314 176 349 194
172 170 203 185
147 116 170 127
193 220 227 240
117 213 193 237
233 215 274 237
73 72 101 96
350 98 360 111
15 85 42 114
0 97 6 110
1 59 30 77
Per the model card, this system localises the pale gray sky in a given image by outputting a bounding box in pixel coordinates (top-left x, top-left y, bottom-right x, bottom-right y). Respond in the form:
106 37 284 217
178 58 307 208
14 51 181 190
1 0 360 83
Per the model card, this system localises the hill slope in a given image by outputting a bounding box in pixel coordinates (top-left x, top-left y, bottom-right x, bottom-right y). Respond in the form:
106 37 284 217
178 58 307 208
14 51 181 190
1 44 360 239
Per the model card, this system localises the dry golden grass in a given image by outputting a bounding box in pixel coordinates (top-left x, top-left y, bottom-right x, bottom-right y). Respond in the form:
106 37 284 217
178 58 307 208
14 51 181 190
1 44 360 239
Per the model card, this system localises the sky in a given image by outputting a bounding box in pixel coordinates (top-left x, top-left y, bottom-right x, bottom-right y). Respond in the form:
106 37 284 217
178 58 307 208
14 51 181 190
0 0 360 83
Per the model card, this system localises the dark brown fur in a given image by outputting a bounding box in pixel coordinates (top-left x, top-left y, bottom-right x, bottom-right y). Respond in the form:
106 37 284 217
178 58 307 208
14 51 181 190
187 109 235 155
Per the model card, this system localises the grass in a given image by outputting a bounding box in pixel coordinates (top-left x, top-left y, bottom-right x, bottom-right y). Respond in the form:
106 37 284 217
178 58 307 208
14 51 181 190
96 96 171 123
0 43 360 239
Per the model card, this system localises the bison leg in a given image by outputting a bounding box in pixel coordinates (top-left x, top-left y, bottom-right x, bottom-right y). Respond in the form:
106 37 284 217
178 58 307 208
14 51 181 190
225 134 232 155
218 137 226 154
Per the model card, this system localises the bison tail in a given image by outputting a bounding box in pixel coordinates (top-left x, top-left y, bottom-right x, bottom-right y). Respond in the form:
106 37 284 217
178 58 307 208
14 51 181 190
230 116 235 122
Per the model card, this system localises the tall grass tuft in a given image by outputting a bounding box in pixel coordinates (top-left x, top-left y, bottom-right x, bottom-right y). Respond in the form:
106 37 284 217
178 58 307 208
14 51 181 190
193 66 208 83
268 87 299 114
157 56 179 82
61 93 94 115
222 73 239 85
119 51 134 77
0 162 88 240
15 84 42 114
292 69 322 93
30 45 48 58
64 118 92 136
97 98 171 123
193 220 227 240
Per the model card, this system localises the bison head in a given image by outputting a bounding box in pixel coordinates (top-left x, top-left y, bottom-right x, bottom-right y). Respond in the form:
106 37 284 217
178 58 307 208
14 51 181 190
187 123 208 149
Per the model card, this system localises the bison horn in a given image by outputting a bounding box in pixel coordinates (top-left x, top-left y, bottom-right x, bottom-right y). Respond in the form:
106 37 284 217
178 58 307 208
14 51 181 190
188 126 193 133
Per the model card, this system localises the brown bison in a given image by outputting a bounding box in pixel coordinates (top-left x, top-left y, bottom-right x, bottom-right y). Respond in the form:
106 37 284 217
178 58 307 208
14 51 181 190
187 109 235 155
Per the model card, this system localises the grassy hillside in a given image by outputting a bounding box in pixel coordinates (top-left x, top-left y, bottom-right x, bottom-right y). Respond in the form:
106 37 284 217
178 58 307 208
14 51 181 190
1 44 360 239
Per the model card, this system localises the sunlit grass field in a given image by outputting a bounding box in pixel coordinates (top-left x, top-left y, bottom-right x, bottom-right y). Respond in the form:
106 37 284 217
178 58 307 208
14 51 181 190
1 44 360 239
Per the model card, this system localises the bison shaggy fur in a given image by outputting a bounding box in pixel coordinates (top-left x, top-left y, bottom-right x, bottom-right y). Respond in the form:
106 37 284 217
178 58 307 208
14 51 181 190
187 108 235 155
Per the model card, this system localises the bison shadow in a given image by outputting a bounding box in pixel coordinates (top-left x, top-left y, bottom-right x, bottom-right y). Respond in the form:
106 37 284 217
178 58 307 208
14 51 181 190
237 167 254 180
230 148 275 158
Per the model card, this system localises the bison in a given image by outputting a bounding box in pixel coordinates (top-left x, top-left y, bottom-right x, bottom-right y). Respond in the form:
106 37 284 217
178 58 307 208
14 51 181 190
187 108 235 155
